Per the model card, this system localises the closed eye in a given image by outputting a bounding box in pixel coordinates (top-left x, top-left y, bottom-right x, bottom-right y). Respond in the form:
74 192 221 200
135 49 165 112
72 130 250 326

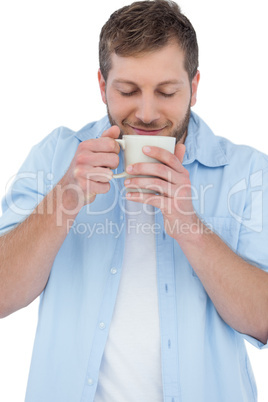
120 91 138 97
159 92 176 98
119 90 176 97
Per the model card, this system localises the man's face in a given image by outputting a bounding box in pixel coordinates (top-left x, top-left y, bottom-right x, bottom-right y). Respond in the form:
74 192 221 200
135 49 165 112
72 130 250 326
98 42 199 143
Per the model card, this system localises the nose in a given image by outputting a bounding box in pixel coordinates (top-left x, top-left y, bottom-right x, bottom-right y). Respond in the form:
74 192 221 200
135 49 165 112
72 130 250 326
135 94 160 124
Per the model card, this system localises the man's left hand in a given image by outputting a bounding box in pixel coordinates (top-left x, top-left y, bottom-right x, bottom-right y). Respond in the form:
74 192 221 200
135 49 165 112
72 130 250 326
124 143 199 240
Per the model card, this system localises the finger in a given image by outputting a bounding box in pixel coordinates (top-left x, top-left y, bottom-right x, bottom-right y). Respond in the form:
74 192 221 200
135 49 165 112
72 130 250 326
174 143 186 164
126 163 180 184
124 177 176 196
78 136 120 154
76 151 119 169
82 179 111 195
101 125 120 139
74 167 113 183
142 146 184 173
126 191 169 211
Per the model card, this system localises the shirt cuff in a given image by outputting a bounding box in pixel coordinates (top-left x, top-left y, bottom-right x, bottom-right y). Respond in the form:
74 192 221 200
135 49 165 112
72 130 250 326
237 331 268 350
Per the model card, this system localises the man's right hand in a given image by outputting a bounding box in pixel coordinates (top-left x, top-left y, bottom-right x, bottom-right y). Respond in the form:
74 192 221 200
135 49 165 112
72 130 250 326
60 125 121 212
0 126 121 318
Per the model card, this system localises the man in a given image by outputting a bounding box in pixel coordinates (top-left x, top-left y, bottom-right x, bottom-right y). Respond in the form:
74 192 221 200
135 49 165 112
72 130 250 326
0 0 267 401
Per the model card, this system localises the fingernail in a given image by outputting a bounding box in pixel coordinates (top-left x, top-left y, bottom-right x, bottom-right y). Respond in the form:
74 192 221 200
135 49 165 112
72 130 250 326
124 179 130 185
126 165 133 173
143 146 151 153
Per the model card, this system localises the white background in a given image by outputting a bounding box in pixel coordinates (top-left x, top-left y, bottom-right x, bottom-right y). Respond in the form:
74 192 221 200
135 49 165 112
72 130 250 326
0 0 267 400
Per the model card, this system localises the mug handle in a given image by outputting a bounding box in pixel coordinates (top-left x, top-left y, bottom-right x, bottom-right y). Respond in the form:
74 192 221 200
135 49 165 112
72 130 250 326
113 139 127 179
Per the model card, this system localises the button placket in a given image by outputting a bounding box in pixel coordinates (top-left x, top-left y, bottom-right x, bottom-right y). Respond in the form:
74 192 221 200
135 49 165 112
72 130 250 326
81 201 126 402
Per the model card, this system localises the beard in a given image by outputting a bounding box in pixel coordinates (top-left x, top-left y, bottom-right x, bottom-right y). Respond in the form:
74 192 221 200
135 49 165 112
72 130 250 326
106 100 191 143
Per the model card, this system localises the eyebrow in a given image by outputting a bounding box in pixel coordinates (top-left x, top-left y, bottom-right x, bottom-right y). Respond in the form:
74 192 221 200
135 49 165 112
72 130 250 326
158 80 185 86
112 79 185 86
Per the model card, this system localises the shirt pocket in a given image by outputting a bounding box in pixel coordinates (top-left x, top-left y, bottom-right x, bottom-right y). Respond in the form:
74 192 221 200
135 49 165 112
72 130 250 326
192 216 241 277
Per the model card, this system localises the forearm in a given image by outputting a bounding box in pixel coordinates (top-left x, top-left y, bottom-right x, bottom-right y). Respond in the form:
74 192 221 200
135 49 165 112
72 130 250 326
0 129 121 318
122 143 268 343
178 215 268 344
0 182 78 318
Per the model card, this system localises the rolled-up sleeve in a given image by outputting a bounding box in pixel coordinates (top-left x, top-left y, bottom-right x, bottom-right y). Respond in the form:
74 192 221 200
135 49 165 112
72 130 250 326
235 165 268 349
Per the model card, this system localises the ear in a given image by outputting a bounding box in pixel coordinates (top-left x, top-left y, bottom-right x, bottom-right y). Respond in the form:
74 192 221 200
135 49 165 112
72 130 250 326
98 69 107 104
190 70 200 107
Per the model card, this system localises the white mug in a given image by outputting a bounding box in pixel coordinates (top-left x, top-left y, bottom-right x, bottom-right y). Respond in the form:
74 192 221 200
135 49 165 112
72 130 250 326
113 135 176 179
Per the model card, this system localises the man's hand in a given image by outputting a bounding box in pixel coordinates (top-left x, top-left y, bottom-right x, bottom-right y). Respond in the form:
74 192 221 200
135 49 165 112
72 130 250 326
124 142 198 240
124 144 268 343
60 125 121 212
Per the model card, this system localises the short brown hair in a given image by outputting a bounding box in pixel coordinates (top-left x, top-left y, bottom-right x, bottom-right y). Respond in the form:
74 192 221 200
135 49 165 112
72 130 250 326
99 0 199 82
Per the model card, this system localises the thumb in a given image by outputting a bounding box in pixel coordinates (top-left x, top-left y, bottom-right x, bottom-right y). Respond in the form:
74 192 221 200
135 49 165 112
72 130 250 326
101 125 121 139
175 143 186 164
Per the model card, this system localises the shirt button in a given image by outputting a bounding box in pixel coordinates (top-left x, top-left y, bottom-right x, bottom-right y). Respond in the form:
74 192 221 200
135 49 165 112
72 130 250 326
99 322 106 330
111 268 117 275
87 378 94 386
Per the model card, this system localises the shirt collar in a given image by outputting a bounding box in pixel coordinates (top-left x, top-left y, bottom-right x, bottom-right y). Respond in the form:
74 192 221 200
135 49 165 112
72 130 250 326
74 116 111 142
184 111 230 167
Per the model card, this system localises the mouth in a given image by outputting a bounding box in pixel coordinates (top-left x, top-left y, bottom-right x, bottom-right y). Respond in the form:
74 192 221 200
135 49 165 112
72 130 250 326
129 125 165 136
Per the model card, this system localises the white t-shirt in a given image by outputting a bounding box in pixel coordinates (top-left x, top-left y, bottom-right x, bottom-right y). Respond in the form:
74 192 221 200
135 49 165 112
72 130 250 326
95 201 163 402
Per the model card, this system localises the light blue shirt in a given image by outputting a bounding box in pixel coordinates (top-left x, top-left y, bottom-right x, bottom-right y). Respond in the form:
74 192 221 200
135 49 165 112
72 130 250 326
1 112 268 402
